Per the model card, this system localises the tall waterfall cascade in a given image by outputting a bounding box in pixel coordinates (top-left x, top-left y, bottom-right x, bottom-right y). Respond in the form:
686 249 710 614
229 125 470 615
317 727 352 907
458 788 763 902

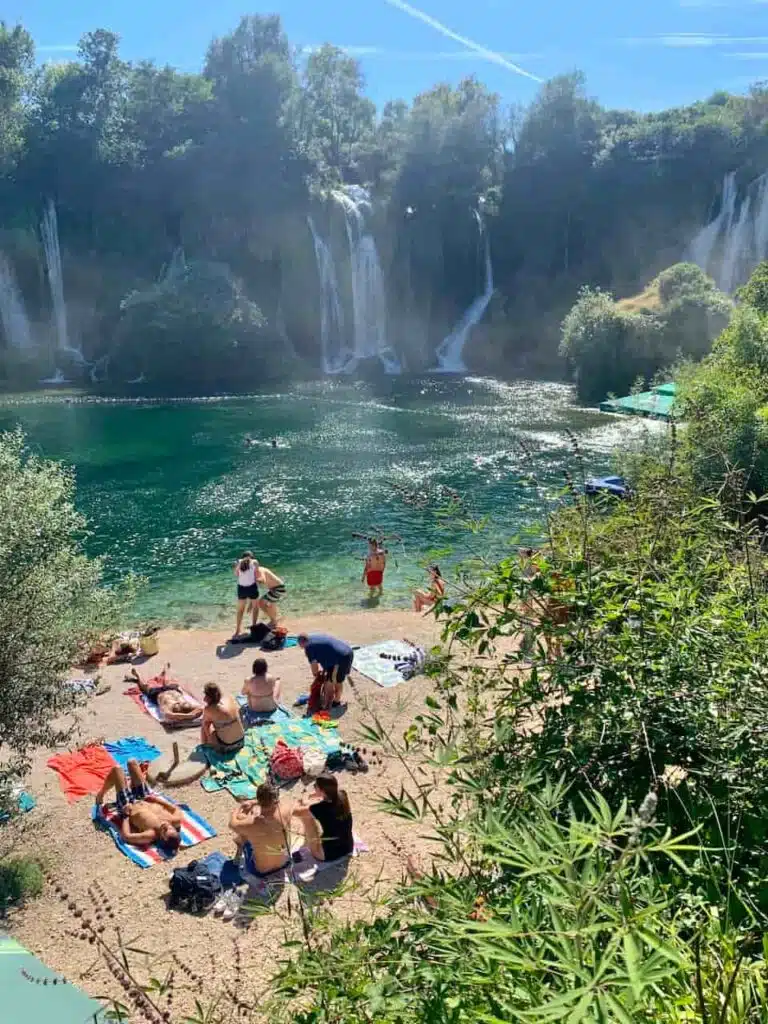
689 170 768 293
307 215 351 374
332 186 400 374
434 209 494 372
309 186 400 374
0 253 32 352
41 199 82 362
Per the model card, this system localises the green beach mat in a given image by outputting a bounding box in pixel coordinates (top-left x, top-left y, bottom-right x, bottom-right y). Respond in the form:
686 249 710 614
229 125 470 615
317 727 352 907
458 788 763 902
0 934 105 1023
198 716 341 799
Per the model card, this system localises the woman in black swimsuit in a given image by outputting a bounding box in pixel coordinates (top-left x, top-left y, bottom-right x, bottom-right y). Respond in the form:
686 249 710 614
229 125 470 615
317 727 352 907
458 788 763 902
293 773 354 862
200 682 244 753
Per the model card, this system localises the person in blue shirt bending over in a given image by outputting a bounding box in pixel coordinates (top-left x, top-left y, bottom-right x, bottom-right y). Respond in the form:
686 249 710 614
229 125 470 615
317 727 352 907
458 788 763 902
297 632 354 708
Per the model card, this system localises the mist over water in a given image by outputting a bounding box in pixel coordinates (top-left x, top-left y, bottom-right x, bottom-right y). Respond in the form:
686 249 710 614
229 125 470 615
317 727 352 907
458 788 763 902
0 378 660 627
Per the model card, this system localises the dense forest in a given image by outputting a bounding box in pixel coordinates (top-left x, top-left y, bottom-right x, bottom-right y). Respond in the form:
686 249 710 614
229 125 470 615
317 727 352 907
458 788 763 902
2 15 768 391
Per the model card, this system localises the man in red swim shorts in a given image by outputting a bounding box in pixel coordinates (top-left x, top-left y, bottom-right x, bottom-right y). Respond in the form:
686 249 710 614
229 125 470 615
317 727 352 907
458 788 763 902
362 539 387 600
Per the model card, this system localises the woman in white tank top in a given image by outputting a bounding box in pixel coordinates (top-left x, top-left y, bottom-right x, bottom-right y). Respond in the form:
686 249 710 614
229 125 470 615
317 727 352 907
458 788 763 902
232 551 260 639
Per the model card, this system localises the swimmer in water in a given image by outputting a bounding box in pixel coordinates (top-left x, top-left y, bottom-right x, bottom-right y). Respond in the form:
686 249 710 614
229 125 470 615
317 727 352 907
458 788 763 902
271 438 278 449
362 538 387 600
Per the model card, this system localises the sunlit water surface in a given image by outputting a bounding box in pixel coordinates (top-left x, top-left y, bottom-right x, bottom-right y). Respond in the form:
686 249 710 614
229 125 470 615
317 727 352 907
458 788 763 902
0 378 662 626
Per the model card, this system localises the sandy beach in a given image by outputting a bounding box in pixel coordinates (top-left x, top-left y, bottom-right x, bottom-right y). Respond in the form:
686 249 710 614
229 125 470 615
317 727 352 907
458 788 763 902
5 609 441 1015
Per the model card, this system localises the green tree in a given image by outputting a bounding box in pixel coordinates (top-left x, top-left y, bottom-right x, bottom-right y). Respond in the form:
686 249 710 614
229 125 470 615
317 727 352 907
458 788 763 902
737 259 768 315
0 22 34 171
298 44 376 181
561 265 730 404
189 14 307 262
559 285 659 402
110 259 296 393
0 430 128 809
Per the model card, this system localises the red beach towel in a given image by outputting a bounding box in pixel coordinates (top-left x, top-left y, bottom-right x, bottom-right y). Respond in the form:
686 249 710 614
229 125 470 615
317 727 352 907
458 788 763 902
46 744 116 803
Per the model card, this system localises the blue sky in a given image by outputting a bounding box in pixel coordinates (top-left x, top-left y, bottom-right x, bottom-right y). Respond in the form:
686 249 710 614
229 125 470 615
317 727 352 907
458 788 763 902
9 0 768 112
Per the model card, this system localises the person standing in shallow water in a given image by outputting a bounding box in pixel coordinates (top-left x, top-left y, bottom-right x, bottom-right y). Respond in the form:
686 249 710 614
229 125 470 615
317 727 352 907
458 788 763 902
233 551 259 639
362 538 387 601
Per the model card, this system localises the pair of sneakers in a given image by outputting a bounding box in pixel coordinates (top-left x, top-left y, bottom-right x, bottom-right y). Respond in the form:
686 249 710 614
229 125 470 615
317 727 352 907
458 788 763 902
213 886 246 922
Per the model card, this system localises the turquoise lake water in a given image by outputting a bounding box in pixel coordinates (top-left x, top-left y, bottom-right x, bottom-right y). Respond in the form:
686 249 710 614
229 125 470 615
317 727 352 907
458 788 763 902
0 378 653 626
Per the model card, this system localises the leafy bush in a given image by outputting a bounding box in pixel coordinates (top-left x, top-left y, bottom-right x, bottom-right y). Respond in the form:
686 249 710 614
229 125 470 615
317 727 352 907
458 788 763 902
676 262 768 496
656 261 718 304
559 286 659 403
273 778 768 1023
715 303 768 374
560 265 730 404
110 259 294 393
678 354 768 496
0 429 130 807
737 260 768 315
0 856 43 908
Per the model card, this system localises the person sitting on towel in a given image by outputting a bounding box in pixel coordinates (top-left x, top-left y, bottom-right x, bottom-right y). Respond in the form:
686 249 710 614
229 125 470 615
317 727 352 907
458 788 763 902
200 683 245 753
293 773 354 863
95 758 182 852
242 658 282 714
229 782 293 877
130 664 202 724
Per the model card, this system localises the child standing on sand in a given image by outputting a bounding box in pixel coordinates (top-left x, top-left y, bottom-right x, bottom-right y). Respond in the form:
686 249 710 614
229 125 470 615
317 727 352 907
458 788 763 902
362 538 387 600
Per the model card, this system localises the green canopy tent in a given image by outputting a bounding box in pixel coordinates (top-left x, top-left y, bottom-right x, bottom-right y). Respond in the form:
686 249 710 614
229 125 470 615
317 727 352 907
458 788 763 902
0 934 105 1023
599 382 677 421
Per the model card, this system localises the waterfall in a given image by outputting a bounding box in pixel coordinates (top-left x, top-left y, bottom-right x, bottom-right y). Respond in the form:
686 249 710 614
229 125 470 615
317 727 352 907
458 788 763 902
434 209 493 372
689 171 768 292
40 200 83 362
721 193 752 294
307 215 351 374
331 186 400 374
689 172 736 278
0 253 32 352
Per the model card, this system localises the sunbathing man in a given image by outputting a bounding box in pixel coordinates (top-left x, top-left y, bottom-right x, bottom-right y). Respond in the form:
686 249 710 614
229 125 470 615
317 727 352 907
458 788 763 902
95 758 182 852
362 539 387 600
229 782 293 877
130 664 202 724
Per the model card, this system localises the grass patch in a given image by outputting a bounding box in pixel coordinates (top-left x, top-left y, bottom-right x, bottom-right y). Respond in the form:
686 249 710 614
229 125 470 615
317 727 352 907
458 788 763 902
615 281 661 313
0 856 44 909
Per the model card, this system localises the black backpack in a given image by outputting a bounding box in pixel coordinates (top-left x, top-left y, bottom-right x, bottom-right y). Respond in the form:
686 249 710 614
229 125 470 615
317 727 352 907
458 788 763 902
260 630 285 652
168 860 221 913
249 622 271 642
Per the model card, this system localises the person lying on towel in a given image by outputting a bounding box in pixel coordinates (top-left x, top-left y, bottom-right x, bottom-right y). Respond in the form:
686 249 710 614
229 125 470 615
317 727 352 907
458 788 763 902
130 664 202 724
229 782 293 877
95 758 182 852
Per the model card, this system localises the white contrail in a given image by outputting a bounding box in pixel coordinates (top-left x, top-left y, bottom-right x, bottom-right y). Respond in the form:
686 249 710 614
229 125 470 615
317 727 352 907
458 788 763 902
384 0 543 82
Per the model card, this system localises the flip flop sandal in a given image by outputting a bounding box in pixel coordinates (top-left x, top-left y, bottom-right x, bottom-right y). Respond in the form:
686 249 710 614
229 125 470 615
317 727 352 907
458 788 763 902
222 889 244 922
213 893 230 916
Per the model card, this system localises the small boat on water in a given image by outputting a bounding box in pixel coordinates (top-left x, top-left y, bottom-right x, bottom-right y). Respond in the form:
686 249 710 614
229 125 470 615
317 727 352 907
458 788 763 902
585 475 629 499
